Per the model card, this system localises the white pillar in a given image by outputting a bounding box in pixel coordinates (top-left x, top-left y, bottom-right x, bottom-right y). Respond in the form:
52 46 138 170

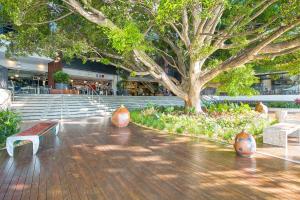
112 75 118 96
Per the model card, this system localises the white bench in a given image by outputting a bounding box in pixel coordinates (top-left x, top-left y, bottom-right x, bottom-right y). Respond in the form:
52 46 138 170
263 122 300 147
6 122 59 157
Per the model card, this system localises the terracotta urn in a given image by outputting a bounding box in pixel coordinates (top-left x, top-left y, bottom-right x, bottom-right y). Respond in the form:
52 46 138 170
255 102 268 114
111 105 130 127
234 130 256 157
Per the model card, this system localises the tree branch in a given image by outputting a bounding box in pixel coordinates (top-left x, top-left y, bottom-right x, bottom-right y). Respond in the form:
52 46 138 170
168 22 189 48
63 0 116 29
182 8 190 47
201 18 300 83
246 0 278 24
255 46 300 60
162 37 187 76
259 37 300 54
133 49 188 99
24 11 74 25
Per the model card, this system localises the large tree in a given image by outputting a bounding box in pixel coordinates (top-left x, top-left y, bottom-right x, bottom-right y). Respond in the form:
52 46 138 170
1 0 300 112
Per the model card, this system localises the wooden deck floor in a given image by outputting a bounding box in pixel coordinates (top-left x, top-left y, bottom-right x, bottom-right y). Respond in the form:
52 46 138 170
1 117 300 200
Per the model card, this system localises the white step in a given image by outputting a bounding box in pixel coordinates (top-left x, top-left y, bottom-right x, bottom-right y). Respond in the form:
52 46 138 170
12 95 184 121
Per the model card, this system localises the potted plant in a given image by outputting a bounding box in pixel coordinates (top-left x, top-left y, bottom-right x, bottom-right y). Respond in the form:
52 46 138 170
53 70 70 89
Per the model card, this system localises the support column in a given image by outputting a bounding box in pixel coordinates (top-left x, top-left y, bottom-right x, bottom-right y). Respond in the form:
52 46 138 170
48 60 63 89
0 65 8 89
112 75 118 96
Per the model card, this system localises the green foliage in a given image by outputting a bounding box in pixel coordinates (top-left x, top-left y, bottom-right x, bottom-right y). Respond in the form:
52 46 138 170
106 23 146 53
0 110 21 147
130 71 137 77
1 0 300 104
191 45 216 61
131 104 271 143
213 65 259 96
53 71 70 84
156 0 189 23
253 53 300 75
99 58 110 65
248 101 300 109
206 102 252 114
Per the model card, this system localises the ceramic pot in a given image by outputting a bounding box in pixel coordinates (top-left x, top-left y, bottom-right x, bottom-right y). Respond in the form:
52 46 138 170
234 130 256 157
111 105 130 127
255 102 268 114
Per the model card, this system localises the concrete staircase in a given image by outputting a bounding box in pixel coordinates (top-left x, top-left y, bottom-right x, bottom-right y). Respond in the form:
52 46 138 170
99 95 184 110
12 94 113 121
12 94 185 121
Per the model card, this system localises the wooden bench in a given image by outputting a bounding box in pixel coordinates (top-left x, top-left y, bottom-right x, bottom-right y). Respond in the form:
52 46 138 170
263 122 300 147
6 122 59 157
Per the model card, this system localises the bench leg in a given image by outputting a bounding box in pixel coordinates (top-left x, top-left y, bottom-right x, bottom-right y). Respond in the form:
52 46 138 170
32 137 40 155
6 136 40 156
54 124 59 135
6 138 15 157
298 130 300 145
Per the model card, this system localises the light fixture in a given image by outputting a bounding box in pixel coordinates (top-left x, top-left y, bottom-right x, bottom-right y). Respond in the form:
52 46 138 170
70 80 73 82
10 76 14 79
84 81 87 84
7 60 16 67
15 74 19 78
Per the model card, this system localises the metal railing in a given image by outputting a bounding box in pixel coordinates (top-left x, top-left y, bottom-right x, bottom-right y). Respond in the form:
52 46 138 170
86 84 101 103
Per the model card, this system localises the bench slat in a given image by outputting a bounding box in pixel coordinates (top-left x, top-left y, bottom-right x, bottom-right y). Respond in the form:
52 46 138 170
17 122 57 136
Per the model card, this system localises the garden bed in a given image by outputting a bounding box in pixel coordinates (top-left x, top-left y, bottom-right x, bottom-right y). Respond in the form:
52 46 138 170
131 103 275 144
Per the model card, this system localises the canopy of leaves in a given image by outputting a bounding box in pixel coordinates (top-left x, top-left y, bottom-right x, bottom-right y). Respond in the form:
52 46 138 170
212 66 259 96
0 0 299 97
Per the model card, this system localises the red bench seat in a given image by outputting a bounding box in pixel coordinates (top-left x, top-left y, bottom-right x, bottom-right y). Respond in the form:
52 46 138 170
17 122 58 136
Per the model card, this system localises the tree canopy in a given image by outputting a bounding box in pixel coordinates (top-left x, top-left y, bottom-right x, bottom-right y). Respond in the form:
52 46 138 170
1 0 300 112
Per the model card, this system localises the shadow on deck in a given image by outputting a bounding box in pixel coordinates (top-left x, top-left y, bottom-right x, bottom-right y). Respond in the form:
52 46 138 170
0 117 300 200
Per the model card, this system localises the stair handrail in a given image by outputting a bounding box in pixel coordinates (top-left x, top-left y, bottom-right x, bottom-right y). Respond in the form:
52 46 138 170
86 83 103 104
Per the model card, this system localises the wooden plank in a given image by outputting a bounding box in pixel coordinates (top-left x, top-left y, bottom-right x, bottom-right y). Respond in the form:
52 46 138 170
0 117 300 199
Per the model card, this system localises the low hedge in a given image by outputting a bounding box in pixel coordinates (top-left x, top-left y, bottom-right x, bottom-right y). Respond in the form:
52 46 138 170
131 104 273 144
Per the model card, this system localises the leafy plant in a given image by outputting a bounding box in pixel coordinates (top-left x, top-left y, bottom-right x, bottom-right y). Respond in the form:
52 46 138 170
53 71 70 84
131 104 271 144
248 101 300 109
0 110 21 147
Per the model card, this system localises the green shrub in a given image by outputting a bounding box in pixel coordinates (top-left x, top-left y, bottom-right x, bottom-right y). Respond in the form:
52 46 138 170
0 110 21 147
207 102 251 114
53 71 70 84
131 103 272 144
248 101 300 109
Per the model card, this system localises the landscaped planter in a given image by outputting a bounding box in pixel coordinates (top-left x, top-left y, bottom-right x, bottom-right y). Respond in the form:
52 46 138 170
55 83 69 90
130 104 272 145
53 71 70 90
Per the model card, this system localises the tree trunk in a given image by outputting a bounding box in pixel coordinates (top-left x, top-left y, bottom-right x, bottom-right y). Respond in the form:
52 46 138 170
184 86 203 114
